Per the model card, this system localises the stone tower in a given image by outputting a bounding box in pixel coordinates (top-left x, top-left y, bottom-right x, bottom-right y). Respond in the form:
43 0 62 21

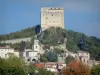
41 7 64 31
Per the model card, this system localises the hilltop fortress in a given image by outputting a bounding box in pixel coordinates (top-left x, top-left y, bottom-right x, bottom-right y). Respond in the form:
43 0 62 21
41 7 64 31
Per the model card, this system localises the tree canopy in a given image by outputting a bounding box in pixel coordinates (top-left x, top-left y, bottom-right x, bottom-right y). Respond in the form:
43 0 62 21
62 60 90 75
91 65 100 75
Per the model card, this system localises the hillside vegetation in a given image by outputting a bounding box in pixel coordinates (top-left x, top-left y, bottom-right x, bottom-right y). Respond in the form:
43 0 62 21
0 26 100 61
0 27 35 41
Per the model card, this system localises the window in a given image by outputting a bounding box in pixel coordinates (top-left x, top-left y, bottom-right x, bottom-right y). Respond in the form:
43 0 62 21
36 46 38 48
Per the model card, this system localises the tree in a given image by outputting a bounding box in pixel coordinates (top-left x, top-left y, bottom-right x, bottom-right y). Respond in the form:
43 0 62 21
65 55 74 65
0 57 26 75
6 56 26 68
10 43 20 50
40 54 48 62
37 68 55 75
45 51 58 62
54 48 63 54
62 60 90 75
91 65 100 75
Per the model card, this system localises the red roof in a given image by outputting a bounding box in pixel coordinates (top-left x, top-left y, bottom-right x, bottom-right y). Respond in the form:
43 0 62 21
35 63 45 68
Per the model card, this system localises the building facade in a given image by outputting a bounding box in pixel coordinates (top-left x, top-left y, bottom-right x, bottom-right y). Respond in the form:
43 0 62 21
41 7 64 31
0 46 19 58
77 51 90 64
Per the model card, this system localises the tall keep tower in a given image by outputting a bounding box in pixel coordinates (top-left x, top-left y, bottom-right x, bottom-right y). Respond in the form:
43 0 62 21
41 7 64 31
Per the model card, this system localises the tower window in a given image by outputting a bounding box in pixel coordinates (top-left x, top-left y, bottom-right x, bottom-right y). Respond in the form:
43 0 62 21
36 46 37 48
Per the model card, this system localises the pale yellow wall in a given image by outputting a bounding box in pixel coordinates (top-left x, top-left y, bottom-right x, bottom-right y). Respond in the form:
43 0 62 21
41 7 64 31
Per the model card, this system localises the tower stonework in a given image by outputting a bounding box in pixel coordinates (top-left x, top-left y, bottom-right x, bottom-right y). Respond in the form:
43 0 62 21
41 7 64 31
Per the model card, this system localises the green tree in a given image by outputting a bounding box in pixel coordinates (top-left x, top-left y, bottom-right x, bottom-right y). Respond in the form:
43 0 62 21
65 55 74 65
54 48 64 54
40 54 48 62
37 68 55 75
45 51 58 62
91 65 100 75
0 57 26 75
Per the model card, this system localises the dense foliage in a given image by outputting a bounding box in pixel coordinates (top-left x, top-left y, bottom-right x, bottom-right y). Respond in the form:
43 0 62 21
0 27 35 41
62 60 90 75
0 56 55 75
91 65 100 75
38 27 67 46
40 54 48 62
45 50 58 62
65 55 75 65
0 57 26 75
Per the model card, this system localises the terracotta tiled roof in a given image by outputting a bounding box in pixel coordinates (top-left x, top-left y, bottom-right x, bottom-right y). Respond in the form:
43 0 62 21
35 63 45 68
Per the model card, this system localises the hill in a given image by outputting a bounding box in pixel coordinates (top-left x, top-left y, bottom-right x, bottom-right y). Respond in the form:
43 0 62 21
0 26 100 61
0 26 35 41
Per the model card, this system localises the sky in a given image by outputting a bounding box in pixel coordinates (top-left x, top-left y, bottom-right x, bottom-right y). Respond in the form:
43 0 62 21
0 0 100 38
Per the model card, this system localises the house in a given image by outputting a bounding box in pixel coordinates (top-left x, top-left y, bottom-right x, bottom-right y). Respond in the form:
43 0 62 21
77 51 90 64
0 46 19 58
45 62 57 72
44 62 66 72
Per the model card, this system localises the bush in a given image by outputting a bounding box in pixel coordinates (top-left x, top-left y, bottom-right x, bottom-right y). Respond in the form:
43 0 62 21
62 60 90 75
91 65 100 75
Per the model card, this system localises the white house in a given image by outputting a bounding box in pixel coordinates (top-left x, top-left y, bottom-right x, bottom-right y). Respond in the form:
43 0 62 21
18 49 40 63
77 51 90 64
45 62 66 72
0 46 19 58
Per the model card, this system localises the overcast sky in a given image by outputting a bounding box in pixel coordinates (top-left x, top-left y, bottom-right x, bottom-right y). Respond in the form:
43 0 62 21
0 0 100 38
